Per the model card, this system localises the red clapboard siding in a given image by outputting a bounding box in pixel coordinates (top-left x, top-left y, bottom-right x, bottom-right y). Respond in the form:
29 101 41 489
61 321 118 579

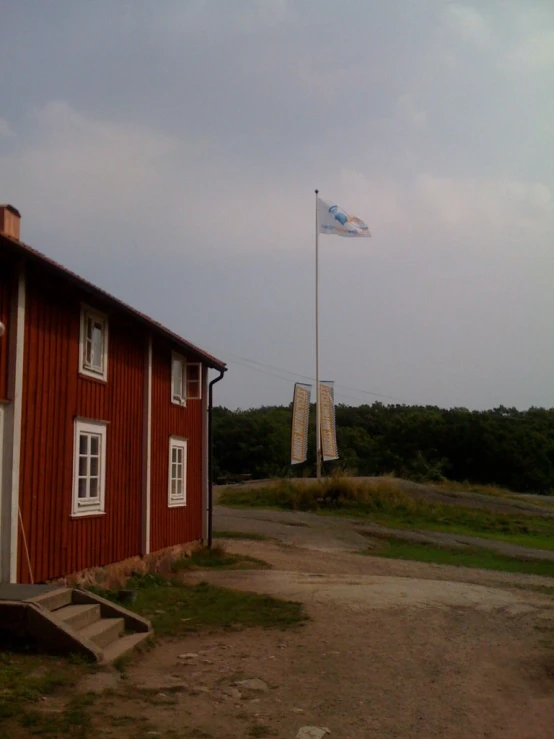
150 337 203 553
0 256 14 400
18 264 144 583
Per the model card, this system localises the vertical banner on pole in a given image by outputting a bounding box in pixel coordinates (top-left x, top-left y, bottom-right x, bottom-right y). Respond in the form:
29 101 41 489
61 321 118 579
319 381 339 462
291 383 312 465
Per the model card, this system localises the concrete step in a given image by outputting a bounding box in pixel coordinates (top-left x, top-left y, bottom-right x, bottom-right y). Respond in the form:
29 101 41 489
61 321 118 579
101 631 152 664
6 587 152 663
56 604 101 631
79 617 125 649
30 588 72 612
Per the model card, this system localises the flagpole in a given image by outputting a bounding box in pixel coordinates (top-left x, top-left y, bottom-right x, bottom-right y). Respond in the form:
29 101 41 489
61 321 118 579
315 189 322 480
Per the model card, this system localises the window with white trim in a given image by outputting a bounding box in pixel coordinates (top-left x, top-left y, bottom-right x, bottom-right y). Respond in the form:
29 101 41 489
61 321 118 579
171 354 202 405
186 363 202 400
171 353 186 405
72 419 107 517
79 306 108 381
168 437 187 507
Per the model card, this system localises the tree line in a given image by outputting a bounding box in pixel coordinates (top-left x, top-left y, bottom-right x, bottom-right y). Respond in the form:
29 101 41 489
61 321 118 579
212 403 554 493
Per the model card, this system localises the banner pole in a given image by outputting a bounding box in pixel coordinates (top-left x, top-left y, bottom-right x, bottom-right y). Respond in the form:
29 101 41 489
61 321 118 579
315 189 322 480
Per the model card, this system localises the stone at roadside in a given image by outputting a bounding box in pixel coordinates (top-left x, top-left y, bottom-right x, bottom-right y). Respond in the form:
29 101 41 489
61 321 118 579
296 727 330 739
292 708 304 714
140 676 189 692
220 686 242 700
178 652 199 660
234 678 269 692
161 681 189 693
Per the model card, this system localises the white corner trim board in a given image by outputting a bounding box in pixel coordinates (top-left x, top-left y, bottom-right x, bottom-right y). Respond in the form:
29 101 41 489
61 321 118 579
201 365 209 542
142 335 152 555
3 264 26 582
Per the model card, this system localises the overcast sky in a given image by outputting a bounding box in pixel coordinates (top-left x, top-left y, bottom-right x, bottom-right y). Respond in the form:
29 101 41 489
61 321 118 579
1 0 553 410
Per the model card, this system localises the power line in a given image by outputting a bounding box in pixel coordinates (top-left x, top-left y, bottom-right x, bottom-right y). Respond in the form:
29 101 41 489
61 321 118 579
224 356 404 402
225 359 306 387
209 347 408 403
223 359 388 405
219 353 314 382
212 348 542 418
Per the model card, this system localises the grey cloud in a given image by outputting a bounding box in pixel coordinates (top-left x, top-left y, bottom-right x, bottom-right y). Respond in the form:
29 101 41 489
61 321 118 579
442 4 491 47
1 0 554 410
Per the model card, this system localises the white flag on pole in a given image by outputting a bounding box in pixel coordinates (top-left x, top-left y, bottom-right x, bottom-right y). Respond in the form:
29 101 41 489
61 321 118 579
317 197 371 238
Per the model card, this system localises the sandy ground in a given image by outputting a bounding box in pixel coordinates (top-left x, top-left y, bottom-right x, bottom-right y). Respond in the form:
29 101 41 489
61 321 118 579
81 503 554 739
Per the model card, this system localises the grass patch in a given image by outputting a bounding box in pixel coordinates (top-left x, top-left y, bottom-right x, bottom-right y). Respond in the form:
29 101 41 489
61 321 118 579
428 480 554 512
90 575 306 637
213 531 272 541
172 544 269 571
0 649 79 721
355 514 554 552
19 694 93 737
369 538 554 577
220 477 554 551
428 479 513 498
135 581 305 635
0 641 97 737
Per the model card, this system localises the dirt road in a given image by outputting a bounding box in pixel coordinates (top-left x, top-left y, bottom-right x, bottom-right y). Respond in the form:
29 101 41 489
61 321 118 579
106 503 554 739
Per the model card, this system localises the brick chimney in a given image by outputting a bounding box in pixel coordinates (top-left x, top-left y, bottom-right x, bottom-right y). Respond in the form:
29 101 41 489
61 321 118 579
0 204 21 240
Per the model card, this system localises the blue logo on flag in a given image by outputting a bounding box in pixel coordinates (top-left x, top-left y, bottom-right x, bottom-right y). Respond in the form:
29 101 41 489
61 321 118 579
329 204 348 226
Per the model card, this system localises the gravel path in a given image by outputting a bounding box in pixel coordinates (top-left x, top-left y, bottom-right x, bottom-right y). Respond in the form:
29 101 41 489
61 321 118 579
82 502 554 739
174 533 554 738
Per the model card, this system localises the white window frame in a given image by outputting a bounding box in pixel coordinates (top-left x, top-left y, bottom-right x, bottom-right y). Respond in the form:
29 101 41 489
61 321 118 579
72 419 107 517
171 352 187 406
186 362 202 400
168 436 187 508
79 305 108 382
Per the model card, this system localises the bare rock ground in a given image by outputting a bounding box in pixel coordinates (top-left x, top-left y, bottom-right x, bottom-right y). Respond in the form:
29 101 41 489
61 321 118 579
215 502 554 561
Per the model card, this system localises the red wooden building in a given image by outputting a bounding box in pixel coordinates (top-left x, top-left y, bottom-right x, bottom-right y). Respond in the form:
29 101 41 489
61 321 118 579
0 205 226 584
